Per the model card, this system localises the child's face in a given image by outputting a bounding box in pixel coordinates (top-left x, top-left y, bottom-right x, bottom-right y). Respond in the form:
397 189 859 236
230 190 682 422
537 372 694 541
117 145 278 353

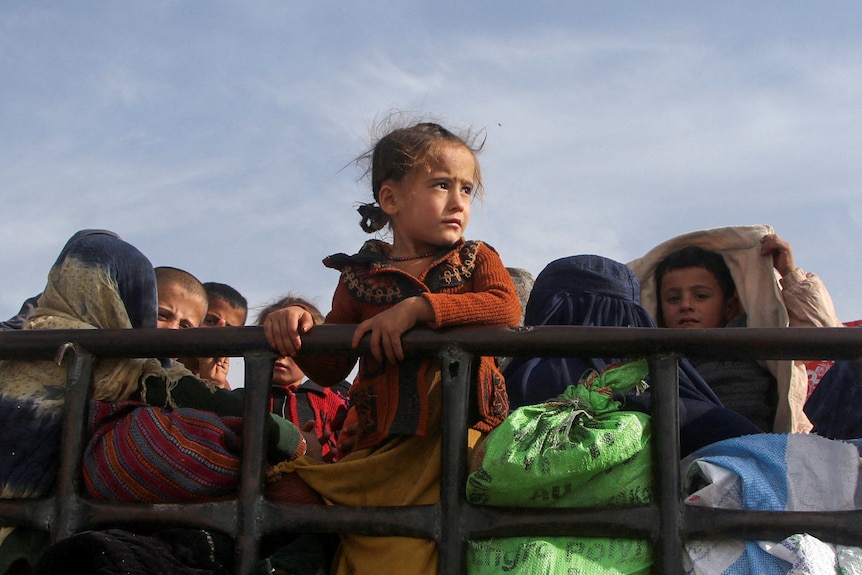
659 266 736 329
272 356 306 389
203 296 247 327
156 282 207 329
383 143 476 254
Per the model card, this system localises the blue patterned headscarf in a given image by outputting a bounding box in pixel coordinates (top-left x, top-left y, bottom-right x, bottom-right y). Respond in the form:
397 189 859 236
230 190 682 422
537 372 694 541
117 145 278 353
0 231 163 501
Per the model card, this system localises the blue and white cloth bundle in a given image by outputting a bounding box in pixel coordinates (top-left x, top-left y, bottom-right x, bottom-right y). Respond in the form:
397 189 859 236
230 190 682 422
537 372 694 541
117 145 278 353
682 433 862 574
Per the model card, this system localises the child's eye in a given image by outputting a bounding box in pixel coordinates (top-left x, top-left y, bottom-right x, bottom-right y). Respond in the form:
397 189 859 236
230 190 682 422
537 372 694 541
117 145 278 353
461 186 473 195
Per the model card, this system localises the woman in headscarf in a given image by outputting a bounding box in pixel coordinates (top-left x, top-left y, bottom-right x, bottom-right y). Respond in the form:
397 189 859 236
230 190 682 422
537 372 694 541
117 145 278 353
0 230 302 572
503 254 761 457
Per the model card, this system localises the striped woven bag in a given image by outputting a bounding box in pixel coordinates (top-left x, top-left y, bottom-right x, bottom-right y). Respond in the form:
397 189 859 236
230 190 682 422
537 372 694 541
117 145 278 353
83 400 243 503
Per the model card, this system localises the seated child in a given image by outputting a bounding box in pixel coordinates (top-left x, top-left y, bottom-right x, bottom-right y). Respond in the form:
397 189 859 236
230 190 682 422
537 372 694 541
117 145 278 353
257 295 349 461
178 281 249 390
154 266 208 330
628 225 842 433
503 254 761 457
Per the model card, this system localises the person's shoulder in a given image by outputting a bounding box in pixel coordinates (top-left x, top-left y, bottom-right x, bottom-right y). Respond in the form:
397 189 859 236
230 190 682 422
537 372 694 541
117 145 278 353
463 240 505 261
301 379 350 398
330 379 351 396
324 240 389 272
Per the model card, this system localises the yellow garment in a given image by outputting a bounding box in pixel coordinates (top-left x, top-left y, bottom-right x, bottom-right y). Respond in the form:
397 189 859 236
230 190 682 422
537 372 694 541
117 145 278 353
269 364 482 575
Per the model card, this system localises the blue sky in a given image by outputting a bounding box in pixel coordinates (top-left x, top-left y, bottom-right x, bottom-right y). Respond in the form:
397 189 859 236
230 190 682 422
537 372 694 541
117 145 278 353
3 1 862 330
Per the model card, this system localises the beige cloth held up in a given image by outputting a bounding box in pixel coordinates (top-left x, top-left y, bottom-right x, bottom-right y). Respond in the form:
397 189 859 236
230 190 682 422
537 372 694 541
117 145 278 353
628 224 841 434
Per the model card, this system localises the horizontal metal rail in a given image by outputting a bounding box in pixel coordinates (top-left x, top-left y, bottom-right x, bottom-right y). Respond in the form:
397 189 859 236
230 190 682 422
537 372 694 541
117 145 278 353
1 325 861 574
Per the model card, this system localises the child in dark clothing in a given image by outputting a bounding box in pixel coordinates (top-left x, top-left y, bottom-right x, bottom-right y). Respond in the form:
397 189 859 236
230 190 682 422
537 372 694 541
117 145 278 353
653 244 778 431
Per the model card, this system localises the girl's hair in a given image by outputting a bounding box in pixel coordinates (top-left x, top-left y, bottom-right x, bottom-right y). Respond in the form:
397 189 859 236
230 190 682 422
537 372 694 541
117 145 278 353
355 119 485 233
256 294 324 325
654 246 737 326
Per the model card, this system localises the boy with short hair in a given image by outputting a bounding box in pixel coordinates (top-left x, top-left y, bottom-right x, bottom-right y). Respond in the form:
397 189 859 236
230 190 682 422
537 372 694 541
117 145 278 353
179 282 248 390
154 266 208 330
201 282 248 328
629 225 842 433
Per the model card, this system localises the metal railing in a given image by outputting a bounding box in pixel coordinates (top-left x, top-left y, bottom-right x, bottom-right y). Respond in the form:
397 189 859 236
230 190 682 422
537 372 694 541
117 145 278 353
1 324 861 574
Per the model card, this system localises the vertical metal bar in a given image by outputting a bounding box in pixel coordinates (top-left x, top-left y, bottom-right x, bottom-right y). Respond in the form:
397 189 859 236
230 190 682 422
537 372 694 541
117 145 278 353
52 345 94 542
648 355 683 574
437 346 473 575
235 351 276 575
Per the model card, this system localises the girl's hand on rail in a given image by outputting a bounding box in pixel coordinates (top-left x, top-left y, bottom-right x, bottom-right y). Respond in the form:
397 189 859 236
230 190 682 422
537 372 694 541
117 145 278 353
351 296 433 364
264 305 315 357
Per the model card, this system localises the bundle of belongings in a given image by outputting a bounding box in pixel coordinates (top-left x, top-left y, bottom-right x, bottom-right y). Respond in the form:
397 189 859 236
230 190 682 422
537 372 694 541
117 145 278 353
466 359 655 575
682 433 862 574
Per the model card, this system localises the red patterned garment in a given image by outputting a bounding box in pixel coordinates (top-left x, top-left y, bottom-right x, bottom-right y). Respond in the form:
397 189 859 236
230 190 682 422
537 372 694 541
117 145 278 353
83 400 242 503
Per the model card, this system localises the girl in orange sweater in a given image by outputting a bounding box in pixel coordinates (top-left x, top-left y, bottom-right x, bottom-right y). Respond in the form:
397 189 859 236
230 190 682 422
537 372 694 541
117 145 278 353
264 120 521 575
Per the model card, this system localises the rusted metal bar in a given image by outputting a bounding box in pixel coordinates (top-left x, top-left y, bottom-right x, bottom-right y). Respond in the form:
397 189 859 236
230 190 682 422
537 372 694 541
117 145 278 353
51 345 94 542
463 504 657 540
3 325 862 574
259 502 439 539
685 507 862 546
648 355 683 574
2 325 861 362
234 352 276 574
438 346 473 575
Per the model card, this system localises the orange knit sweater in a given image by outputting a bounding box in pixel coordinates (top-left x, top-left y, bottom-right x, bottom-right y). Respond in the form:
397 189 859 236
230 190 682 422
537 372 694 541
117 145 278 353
297 238 521 451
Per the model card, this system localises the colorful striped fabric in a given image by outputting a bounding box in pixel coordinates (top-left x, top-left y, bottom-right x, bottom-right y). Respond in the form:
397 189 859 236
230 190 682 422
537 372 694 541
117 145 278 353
83 400 243 503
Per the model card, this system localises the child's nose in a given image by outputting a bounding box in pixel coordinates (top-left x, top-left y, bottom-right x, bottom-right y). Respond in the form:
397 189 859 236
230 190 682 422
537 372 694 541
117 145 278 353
450 191 468 210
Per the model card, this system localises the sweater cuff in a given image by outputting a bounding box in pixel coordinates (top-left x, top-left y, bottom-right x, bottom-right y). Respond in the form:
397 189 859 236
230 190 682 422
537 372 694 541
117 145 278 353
268 413 302 460
779 267 807 290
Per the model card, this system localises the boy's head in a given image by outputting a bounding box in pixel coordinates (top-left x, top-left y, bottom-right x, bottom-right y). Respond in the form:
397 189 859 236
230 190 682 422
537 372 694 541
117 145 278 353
654 246 740 329
154 266 208 329
202 282 248 327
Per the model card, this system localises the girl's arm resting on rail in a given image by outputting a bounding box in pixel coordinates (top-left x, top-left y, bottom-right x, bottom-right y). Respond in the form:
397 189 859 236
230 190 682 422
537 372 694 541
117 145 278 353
424 246 521 328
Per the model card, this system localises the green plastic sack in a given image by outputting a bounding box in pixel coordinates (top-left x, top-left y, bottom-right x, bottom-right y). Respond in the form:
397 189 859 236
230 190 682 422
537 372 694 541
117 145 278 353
466 359 654 575
467 359 653 508
468 537 652 575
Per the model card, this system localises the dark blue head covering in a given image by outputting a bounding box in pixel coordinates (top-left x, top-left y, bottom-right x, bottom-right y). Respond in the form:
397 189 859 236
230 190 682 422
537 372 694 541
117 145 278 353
52 229 158 330
504 254 720 406
0 230 161 512
503 255 760 455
